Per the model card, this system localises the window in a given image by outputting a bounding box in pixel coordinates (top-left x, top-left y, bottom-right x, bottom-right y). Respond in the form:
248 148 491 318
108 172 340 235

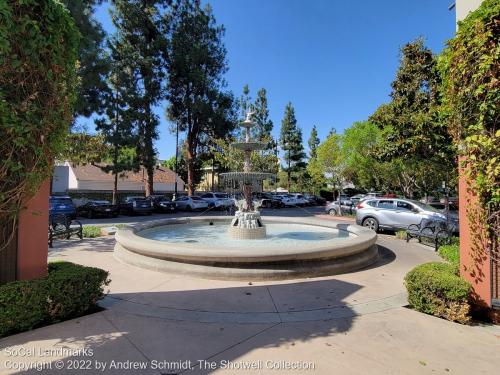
201 193 212 198
378 200 394 209
397 201 414 211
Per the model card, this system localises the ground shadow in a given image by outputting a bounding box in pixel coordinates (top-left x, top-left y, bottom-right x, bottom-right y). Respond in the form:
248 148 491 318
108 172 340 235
1 277 367 374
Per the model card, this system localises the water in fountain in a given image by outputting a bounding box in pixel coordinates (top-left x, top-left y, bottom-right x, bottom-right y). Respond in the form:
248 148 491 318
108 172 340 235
220 112 274 239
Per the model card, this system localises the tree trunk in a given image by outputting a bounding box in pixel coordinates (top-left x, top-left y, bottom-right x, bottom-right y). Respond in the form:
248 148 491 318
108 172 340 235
145 164 154 197
112 172 118 205
186 138 195 196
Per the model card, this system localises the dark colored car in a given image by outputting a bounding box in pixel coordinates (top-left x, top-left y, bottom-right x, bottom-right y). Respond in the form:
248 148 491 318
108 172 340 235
120 196 154 216
77 200 119 219
310 195 327 206
147 195 177 213
49 196 76 219
253 192 284 208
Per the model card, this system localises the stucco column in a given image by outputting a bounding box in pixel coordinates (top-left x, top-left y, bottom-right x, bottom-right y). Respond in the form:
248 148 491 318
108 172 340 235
16 179 50 280
458 159 491 308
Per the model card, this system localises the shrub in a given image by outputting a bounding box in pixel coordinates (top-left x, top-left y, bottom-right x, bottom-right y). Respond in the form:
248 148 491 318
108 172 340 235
405 262 471 324
395 230 406 240
83 225 102 238
438 244 460 269
0 262 110 337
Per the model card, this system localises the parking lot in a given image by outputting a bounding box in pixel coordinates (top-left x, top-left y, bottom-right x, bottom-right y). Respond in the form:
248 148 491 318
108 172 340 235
77 205 330 226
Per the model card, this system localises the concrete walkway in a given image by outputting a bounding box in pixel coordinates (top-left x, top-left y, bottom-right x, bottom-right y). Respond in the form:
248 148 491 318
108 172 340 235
1 226 499 374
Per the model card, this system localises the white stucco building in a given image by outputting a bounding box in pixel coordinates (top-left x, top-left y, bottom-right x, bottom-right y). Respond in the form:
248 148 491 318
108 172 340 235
52 162 184 194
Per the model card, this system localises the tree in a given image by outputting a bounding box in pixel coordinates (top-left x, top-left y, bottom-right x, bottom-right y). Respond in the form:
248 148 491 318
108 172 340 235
370 39 456 198
316 133 343 199
110 0 168 196
372 39 454 162
0 0 78 279
63 0 110 118
279 102 306 191
308 125 320 159
94 73 140 204
341 121 383 190
166 0 235 195
61 133 111 165
253 88 273 141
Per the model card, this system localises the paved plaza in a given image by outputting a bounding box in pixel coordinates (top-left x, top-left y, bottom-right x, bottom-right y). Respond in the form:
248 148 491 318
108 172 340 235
1 214 499 374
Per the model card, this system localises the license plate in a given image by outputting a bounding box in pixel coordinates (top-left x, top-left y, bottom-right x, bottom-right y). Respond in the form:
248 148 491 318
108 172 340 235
105 209 111 211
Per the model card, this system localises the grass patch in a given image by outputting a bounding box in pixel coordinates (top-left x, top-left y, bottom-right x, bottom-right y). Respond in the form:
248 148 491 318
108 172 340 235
82 225 102 238
438 244 460 269
395 230 406 240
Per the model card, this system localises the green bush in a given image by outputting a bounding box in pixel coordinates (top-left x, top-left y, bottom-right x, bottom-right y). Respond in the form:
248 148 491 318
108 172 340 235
404 262 471 324
438 244 460 269
395 230 406 240
0 262 110 337
83 225 102 238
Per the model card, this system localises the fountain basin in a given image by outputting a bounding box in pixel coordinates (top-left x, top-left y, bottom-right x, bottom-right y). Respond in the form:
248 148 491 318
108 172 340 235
114 216 378 280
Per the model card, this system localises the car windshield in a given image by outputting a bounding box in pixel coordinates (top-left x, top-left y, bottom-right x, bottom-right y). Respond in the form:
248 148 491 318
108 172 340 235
411 200 443 213
215 194 228 198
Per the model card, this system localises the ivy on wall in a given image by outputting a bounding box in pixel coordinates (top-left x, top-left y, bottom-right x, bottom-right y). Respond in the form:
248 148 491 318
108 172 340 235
0 0 79 249
438 0 499 276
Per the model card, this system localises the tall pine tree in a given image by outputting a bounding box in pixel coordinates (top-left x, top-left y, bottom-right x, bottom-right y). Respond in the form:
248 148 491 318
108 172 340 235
110 0 168 196
279 102 306 191
63 0 110 119
253 88 273 141
95 46 140 204
166 0 235 196
308 125 319 159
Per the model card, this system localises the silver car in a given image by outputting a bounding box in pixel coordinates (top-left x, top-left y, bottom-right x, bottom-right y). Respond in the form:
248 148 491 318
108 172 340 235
355 198 459 232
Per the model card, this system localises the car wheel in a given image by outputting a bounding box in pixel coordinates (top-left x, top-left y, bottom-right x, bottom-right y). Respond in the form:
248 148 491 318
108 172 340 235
328 209 337 216
362 217 379 232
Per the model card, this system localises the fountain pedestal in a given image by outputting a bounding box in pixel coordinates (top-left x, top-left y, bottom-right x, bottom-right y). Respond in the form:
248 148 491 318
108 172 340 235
228 211 266 240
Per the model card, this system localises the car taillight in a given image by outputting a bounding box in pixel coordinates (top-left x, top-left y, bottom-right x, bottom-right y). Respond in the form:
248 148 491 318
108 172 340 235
356 202 365 209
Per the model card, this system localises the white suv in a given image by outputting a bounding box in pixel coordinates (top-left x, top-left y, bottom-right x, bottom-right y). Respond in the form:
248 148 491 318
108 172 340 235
199 192 234 209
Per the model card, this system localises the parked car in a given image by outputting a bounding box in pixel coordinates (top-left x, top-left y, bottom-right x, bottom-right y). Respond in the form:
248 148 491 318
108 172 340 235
120 196 154 216
365 192 384 198
174 196 210 211
355 198 459 233
146 195 177 213
309 195 327 206
287 193 309 207
349 194 366 205
77 200 119 218
199 192 234 209
325 200 355 216
253 192 284 208
49 196 76 219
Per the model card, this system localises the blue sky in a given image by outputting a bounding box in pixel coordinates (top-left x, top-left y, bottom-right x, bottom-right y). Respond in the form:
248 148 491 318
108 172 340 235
85 0 456 160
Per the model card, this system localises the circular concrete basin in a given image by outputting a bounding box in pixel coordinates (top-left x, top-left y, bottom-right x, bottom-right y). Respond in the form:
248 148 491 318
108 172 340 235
114 216 378 281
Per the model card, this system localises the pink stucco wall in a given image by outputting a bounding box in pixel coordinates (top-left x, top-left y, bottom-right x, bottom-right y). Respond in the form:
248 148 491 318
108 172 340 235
16 180 49 280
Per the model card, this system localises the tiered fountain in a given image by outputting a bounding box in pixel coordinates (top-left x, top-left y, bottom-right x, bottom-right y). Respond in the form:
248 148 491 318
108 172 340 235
221 112 274 240
114 113 379 280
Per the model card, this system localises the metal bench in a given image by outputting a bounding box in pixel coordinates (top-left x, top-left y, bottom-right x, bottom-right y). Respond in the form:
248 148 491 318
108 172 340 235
406 218 452 251
48 214 83 248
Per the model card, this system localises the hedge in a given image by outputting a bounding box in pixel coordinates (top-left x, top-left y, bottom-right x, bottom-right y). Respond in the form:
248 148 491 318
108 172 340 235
0 262 110 337
404 262 471 324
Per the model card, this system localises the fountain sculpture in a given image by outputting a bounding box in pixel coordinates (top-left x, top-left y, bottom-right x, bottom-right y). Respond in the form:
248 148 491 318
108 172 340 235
220 112 274 239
